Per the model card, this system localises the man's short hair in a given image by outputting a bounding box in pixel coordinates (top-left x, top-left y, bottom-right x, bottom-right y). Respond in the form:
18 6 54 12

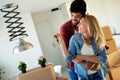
70 0 86 16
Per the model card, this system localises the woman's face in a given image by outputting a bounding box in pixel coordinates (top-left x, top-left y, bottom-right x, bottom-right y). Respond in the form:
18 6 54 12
77 18 88 33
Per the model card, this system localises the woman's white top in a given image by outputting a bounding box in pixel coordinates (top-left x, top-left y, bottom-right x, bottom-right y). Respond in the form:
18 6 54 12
81 43 97 75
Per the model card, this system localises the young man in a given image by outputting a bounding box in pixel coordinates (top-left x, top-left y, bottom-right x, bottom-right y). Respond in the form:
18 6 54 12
60 0 86 49
59 0 87 80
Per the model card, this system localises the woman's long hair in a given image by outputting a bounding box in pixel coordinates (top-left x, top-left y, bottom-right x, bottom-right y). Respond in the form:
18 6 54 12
84 15 105 50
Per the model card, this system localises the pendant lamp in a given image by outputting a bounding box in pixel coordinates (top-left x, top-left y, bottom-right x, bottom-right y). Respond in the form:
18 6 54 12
1 3 33 54
13 38 33 54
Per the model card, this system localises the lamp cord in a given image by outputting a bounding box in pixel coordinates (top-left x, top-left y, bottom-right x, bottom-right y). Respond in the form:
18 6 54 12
0 5 28 41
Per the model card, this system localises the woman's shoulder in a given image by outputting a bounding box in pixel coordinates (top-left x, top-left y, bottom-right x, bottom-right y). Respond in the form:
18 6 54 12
72 33 82 38
70 33 82 42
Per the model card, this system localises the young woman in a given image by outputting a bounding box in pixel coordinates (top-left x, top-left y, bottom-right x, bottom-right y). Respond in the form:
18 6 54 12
55 15 107 80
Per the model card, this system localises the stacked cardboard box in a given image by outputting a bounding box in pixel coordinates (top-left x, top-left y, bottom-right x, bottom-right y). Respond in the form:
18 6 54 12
102 26 117 55
105 39 118 55
102 26 120 80
102 26 113 41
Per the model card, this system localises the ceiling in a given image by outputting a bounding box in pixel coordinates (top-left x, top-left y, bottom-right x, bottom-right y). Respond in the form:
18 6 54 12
0 0 72 13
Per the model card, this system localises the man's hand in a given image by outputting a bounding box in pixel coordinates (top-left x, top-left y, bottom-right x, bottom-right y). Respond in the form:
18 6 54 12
75 55 100 63
54 33 63 44
75 55 87 62
86 61 100 70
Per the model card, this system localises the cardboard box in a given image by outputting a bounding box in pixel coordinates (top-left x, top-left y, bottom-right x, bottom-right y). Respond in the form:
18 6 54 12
9 73 68 80
107 49 120 68
112 59 120 68
17 64 56 80
9 64 68 80
106 39 117 55
108 67 120 80
102 26 113 41
56 76 68 80
17 64 68 80
106 72 110 80
106 49 120 80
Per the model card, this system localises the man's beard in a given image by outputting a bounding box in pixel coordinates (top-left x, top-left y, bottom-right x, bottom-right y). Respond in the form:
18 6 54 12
72 21 79 27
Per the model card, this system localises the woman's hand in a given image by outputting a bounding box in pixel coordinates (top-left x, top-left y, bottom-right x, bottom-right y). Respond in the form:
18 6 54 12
90 62 100 71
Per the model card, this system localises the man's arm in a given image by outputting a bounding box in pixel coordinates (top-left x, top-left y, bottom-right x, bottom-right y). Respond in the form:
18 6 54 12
60 26 69 49
73 57 100 70
54 33 69 58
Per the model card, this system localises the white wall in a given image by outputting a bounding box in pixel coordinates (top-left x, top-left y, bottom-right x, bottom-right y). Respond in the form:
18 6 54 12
49 10 67 33
105 0 120 33
86 0 120 34
32 11 66 68
0 8 43 80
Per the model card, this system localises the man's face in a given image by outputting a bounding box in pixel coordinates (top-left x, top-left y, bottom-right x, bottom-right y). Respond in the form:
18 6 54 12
71 12 82 26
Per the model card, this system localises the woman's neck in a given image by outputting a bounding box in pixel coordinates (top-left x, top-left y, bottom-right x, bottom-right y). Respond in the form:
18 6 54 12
83 33 91 44
83 32 90 39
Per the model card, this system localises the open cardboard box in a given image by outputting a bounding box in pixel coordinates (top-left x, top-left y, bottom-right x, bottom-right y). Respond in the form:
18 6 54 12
106 39 118 55
106 49 120 67
9 64 68 80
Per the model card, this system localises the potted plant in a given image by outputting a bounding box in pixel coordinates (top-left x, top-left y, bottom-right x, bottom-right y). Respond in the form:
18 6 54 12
18 61 27 73
38 56 46 67
0 66 5 80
